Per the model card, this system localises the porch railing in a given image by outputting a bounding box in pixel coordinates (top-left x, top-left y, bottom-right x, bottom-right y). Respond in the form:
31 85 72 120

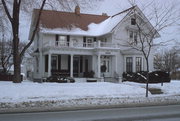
43 41 120 49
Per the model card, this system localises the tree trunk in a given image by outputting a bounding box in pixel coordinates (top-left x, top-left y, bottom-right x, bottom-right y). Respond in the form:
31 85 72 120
13 37 21 83
145 57 149 97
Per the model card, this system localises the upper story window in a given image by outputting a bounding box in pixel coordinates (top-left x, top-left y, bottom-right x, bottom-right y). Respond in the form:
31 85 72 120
56 35 69 46
83 37 95 47
129 31 138 45
131 18 136 25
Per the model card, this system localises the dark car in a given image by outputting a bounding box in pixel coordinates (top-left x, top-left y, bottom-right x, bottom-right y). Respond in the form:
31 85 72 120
46 76 75 83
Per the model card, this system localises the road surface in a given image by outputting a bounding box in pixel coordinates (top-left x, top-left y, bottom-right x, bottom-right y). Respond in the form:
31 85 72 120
0 105 180 121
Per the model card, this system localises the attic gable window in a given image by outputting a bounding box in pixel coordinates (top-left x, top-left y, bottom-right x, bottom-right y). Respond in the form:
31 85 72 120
131 18 136 25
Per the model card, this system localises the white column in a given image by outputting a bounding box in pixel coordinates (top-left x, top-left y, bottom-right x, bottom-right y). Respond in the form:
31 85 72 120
39 52 43 77
133 56 136 72
114 55 117 73
48 53 51 77
98 40 101 48
97 54 101 78
70 54 74 77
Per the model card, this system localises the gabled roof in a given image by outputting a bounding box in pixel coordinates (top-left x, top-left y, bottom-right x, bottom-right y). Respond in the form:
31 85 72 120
34 9 109 31
29 6 159 37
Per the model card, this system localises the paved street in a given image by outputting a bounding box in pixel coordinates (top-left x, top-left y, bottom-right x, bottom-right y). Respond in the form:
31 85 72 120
0 105 180 121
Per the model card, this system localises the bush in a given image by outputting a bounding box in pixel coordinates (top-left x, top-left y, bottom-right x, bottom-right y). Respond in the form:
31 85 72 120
122 71 170 83
46 76 75 83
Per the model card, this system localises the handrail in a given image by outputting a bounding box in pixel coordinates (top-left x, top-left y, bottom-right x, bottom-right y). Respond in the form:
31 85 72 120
43 41 119 49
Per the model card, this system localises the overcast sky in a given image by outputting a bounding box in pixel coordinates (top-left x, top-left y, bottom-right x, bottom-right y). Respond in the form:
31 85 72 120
20 0 180 49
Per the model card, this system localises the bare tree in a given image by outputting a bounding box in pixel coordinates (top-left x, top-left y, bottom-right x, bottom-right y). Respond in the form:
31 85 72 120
1 0 102 83
121 1 180 97
154 44 180 72
0 39 13 74
0 13 12 74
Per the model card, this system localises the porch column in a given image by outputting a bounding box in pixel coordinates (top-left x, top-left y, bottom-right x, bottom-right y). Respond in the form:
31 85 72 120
39 52 43 78
70 54 74 77
97 54 101 78
48 53 51 77
114 55 117 73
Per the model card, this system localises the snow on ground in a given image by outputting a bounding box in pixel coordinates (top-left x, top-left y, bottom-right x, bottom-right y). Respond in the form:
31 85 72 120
0 81 147 103
1 80 180 103
0 80 180 112
124 80 180 96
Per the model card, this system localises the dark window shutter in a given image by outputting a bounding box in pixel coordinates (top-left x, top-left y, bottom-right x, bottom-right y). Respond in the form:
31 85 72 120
55 35 58 46
83 36 86 47
94 37 97 42
80 56 83 73
67 35 70 46
68 55 70 71
58 55 61 71
45 55 48 72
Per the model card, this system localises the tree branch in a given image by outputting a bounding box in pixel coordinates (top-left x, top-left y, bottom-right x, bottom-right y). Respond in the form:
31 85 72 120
1 0 13 23
20 0 46 59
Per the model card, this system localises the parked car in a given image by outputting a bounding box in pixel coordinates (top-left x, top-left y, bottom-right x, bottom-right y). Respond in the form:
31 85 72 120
46 76 75 83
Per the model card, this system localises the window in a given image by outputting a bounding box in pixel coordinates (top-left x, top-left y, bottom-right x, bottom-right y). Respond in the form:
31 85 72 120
134 32 138 44
45 55 48 72
126 57 133 72
59 36 67 46
131 18 136 25
129 31 138 45
130 31 133 39
136 57 142 72
51 56 58 70
86 38 93 47
55 35 68 46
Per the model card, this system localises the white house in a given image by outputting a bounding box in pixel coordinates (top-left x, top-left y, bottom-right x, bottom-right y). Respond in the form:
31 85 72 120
29 5 159 82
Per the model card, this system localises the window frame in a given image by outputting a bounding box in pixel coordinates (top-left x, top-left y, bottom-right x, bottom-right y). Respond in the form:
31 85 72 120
136 57 142 72
129 31 138 45
126 57 133 73
131 18 136 25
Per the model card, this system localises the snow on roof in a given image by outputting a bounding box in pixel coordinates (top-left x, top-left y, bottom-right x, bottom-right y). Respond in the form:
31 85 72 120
40 11 128 36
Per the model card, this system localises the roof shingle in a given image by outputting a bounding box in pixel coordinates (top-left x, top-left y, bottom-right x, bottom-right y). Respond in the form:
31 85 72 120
34 9 109 31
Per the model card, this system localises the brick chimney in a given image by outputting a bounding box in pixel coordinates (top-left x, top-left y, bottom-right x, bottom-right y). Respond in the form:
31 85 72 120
102 13 108 16
75 5 80 15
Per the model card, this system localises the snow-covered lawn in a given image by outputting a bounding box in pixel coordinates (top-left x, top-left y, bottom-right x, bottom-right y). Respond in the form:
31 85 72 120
0 81 147 103
0 80 180 103
124 80 180 96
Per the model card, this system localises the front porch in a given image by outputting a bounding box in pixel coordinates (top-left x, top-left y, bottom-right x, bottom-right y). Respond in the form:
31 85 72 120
44 54 95 78
36 53 118 82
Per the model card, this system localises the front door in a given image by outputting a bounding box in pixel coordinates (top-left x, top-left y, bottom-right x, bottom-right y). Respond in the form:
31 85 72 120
101 56 111 77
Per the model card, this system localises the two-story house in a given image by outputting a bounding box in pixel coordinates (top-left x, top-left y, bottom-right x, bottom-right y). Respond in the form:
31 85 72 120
29 5 159 82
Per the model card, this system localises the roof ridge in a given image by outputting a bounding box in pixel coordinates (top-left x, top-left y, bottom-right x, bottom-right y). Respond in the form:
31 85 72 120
112 5 136 18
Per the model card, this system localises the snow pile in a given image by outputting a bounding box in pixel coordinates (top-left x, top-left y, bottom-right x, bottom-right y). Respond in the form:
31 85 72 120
41 12 127 36
0 81 146 103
